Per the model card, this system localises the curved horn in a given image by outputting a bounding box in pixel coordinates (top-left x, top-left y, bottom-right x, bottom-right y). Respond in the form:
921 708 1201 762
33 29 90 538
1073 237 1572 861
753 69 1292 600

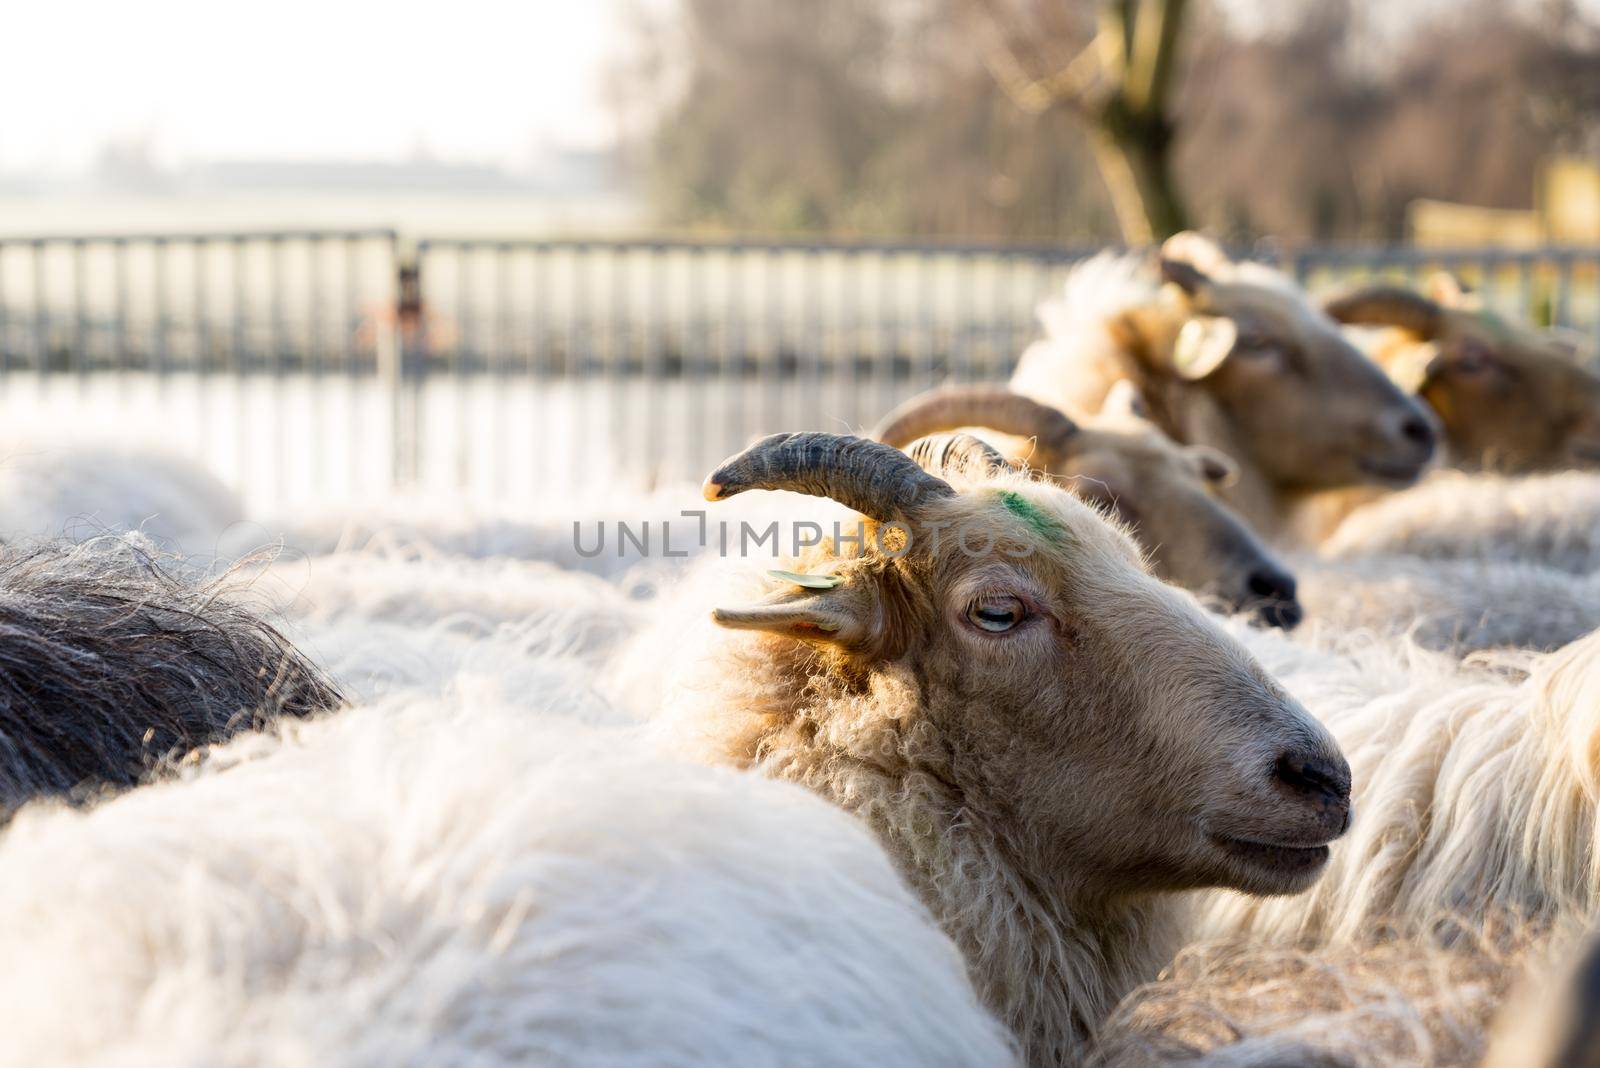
704 432 954 522
873 386 1079 461
1323 285 1443 340
904 432 1010 480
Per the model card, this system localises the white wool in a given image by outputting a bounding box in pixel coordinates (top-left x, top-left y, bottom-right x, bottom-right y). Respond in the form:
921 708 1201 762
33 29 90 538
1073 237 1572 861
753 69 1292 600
0 446 241 556
1035 250 1159 343
1031 250 1313 350
1323 469 1600 574
1201 622 1600 946
299 615 632 718
255 547 648 653
229 483 846 581
1294 552 1600 653
0 693 1016 1068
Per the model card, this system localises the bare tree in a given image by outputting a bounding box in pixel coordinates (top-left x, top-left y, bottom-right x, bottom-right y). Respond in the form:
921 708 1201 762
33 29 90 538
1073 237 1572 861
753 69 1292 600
613 0 1600 244
971 0 1192 241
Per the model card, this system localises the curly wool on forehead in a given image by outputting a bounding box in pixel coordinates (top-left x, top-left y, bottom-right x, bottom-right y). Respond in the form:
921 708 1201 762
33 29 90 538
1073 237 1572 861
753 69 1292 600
1211 277 1332 336
1039 250 1325 339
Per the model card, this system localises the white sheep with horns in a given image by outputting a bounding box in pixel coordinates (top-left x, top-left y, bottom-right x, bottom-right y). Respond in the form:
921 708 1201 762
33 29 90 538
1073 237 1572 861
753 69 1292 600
633 429 1353 1066
1009 237 1436 544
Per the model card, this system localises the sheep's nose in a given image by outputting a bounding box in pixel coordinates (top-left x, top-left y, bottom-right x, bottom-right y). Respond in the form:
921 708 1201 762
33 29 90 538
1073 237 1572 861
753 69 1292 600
1273 752 1352 829
1246 568 1302 630
1399 414 1434 450
1248 567 1296 603
1381 403 1436 461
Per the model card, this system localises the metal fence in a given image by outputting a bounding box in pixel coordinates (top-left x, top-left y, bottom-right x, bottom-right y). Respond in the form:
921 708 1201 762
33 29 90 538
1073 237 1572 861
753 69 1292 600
0 231 1596 510
1288 245 1600 345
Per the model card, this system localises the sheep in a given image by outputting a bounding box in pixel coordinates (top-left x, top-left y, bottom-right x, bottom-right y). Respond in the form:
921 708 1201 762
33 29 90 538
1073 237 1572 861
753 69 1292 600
251 545 647 658
0 446 243 555
1316 468 1600 575
0 691 1020 1067
1291 552 1600 654
872 383 1303 627
642 430 1353 1065
0 535 343 810
1096 913 1600 1067
1009 234 1436 542
219 496 670 579
1194 621 1600 950
1087 623 1600 1061
1094 917 1548 1067
1483 928 1600 1068
1325 272 1600 475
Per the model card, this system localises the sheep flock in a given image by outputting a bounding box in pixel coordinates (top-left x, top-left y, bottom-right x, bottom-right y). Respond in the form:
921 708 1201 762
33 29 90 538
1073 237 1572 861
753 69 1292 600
4 235 1600 1068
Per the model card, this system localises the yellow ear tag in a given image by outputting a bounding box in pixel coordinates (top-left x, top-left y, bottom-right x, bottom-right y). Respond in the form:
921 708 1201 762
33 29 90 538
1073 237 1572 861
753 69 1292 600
1173 317 1237 379
768 569 843 590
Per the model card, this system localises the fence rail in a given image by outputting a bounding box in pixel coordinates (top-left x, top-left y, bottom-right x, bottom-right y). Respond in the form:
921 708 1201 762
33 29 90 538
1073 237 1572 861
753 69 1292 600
1289 245 1600 347
0 232 1596 510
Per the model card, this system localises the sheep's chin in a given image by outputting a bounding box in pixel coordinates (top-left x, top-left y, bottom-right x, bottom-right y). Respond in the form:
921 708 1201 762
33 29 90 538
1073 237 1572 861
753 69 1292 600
1356 453 1429 486
1206 833 1332 896
1567 440 1600 466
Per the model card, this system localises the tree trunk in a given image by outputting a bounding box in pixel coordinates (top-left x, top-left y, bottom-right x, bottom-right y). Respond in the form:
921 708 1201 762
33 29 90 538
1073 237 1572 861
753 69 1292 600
1092 93 1189 243
974 0 1194 242
1089 0 1191 242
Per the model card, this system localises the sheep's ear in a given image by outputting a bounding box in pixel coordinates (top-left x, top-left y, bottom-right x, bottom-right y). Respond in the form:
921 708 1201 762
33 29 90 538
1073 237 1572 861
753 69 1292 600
1169 315 1238 380
1111 301 1234 382
1186 445 1240 489
1384 342 1441 393
711 580 877 649
1102 379 1153 421
1160 231 1234 278
1159 257 1212 299
1425 271 1470 308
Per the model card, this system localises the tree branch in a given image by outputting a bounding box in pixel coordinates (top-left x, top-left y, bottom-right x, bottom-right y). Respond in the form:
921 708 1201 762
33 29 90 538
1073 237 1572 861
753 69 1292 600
970 0 1105 115
1124 0 1189 117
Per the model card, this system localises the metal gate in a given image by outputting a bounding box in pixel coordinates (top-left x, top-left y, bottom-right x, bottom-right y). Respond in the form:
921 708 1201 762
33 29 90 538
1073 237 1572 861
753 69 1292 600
1 231 1597 511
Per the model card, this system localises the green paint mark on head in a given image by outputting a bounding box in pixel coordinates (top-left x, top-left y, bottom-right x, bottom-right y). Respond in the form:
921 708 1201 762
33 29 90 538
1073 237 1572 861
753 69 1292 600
997 489 1062 541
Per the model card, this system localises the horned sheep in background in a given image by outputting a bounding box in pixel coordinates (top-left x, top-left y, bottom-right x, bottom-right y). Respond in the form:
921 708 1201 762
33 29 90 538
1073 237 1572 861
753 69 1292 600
650 430 1352 1065
873 383 1303 628
1326 272 1600 475
1010 233 1436 542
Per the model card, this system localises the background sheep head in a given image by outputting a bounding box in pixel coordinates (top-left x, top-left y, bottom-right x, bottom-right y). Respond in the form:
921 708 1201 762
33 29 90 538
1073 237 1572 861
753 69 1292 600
701 431 1350 901
1110 233 1436 494
1326 273 1600 474
872 384 1302 629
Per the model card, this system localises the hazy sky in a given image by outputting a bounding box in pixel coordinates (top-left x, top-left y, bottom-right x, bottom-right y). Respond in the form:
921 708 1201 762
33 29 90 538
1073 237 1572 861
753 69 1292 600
6 0 626 172
11 0 1597 173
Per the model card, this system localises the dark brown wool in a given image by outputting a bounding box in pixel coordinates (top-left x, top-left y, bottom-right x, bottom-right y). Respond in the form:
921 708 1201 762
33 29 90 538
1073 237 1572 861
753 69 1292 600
0 537 343 810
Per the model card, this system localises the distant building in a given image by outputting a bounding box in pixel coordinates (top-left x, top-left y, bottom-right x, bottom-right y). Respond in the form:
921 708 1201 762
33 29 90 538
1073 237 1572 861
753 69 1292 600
1409 157 1600 246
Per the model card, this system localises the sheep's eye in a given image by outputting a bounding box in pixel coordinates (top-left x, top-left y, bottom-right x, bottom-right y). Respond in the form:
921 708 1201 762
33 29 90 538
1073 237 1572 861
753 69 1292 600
1451 340 1499 376
966 596 1027 633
